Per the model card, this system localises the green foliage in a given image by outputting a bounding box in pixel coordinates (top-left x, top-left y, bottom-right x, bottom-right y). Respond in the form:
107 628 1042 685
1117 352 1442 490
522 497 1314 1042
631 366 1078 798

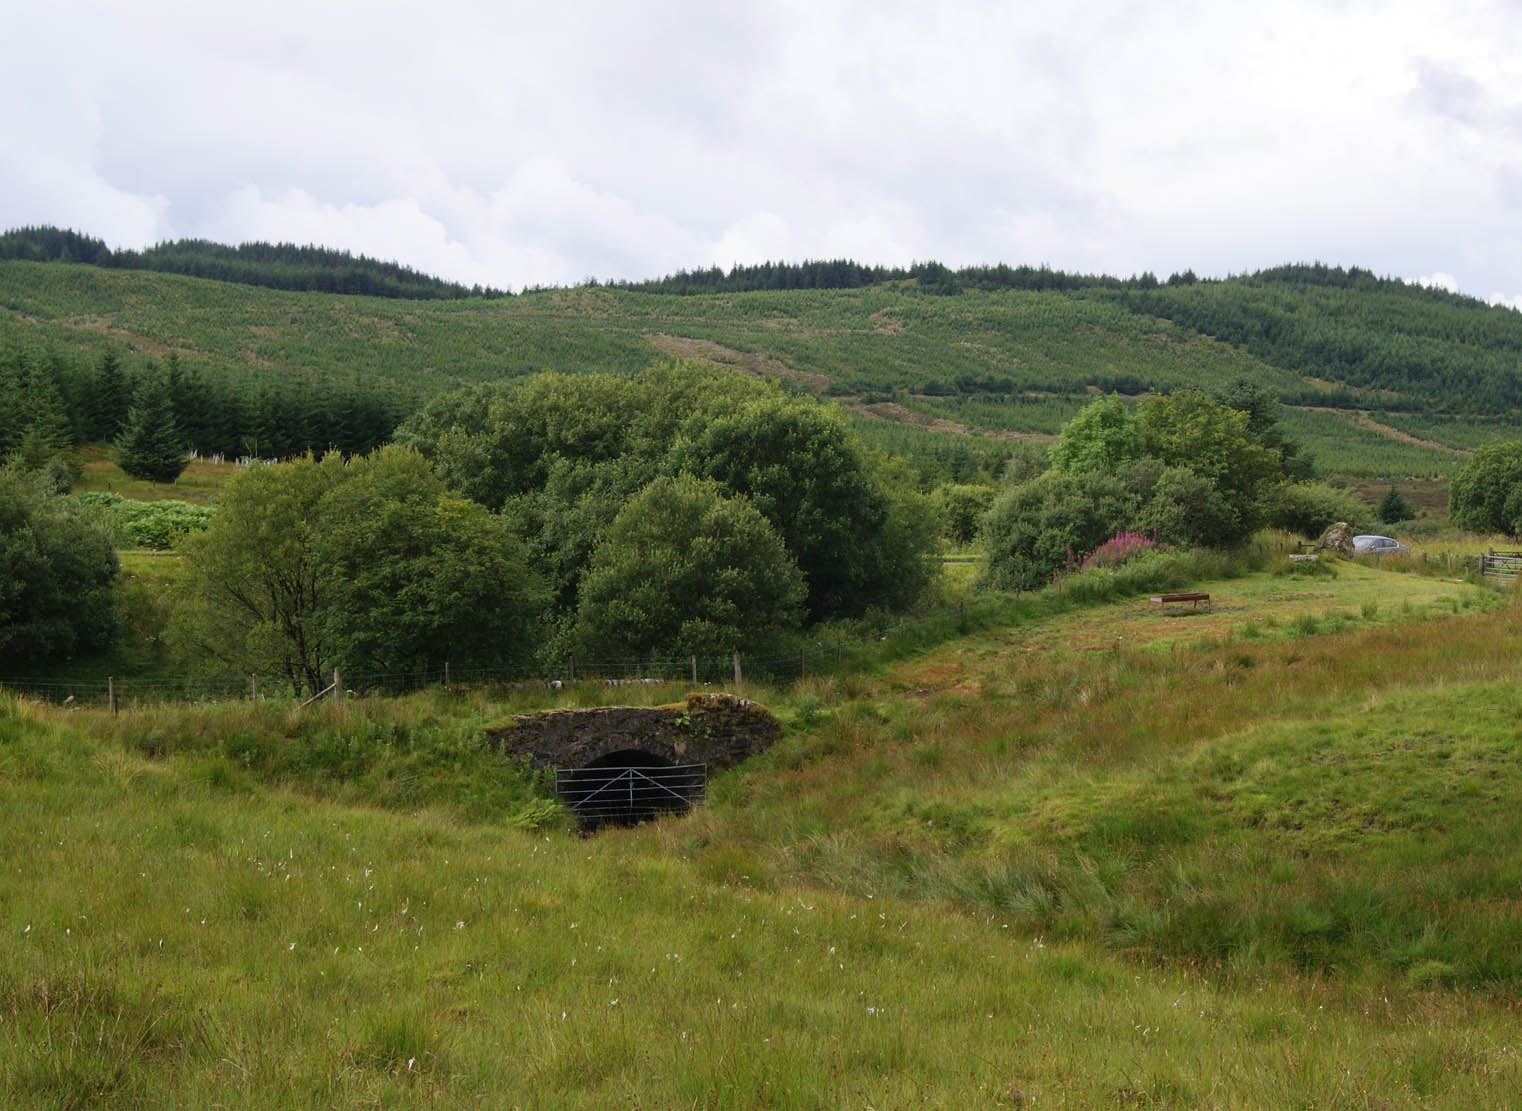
670 395 929 618
1049 394 1141 474
1118 263 1522 412
171 453 342 693
398 371 652 511
1 224 506 299
575 475 806 657
930 483 996 544
980 470 1140 591
315 447 545 679
1138 388 1283 540
1377 485 1415 525
403 368 933 625
985 392 1291 587
170 449 545 693
1213 377 1314 480
0 345 79 483
72 492 214 549
1271 482 1375 537
7 249 1522 492
0 469 118 665
1274 407 1460 477
1448 441 1522 536
115 373 188 483
1138 463 1233 547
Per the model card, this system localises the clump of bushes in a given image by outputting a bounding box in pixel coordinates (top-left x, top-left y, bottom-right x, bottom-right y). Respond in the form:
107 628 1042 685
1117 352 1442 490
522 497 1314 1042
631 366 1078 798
1068 529 1158 572
74 492 214 549
1270 482 1373 537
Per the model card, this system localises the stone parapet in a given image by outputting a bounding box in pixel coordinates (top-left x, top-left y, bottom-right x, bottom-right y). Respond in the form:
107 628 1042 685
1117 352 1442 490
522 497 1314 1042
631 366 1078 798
486 692 781 770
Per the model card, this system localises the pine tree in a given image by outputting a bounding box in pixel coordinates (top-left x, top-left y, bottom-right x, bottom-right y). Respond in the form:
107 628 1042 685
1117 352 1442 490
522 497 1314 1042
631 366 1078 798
90 349 129 442
17 362 75 465
1377 485 1414 525
116 375 188 483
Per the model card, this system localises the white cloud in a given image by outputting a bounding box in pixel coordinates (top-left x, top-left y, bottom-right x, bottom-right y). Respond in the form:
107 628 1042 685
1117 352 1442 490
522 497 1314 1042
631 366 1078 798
5 0 1522 293
1408 272 1461 293
710 213 796 269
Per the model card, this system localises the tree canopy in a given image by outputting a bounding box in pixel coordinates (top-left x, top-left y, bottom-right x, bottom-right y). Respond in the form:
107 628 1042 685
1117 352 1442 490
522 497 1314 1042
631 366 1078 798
116 372 189 483
1049 394 1141 475
575 475 806 659
398 366 934 627
170 448 544 693
0 469 118 666
1448 442 1522 536
667 395 923 618
1136 388 1283 538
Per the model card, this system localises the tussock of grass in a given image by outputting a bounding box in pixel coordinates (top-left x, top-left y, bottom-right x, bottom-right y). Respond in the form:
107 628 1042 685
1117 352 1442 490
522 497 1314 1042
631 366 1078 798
7 570 1522 1103
693 597 1522 990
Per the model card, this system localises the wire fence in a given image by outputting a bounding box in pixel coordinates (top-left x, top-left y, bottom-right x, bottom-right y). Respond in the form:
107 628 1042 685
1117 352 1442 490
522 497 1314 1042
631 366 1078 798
0 601 985 710
7 544 1488 711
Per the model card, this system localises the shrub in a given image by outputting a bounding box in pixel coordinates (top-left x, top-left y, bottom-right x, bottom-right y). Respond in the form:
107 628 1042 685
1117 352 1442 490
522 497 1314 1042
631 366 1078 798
1449 442 1522 535
575 475 806 657
74 492 214 549
1271 482 1374 537
1069 530 1159 571
0 469 119 664
981 470 1141 591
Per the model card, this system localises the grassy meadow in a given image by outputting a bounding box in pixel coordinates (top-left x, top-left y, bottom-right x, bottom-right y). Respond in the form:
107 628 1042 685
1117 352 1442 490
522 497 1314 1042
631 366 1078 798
6 557 1522 1106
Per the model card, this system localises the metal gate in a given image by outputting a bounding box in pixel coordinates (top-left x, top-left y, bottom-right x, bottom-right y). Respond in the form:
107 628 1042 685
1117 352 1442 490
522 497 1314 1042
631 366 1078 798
555 762 707 825
1481 550 1522 580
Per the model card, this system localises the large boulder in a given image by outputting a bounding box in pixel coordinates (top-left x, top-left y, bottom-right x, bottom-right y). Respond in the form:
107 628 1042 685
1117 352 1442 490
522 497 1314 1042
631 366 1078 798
1315 521 1355 557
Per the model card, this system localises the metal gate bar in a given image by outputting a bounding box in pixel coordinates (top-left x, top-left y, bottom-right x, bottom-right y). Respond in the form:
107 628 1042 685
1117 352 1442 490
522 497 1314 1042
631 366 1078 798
555 763 707 822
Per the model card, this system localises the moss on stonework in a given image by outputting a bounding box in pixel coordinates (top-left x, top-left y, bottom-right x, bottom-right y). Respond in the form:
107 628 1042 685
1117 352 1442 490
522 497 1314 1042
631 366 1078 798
486 693 780 772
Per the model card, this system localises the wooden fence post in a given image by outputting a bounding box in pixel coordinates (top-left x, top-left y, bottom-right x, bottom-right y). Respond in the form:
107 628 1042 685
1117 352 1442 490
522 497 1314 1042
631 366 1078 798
691 655 698 685
250 674 257 703
444 661 451 691
732 651 742 692
569 655 575 684
108 676 116 714
333 668 342 705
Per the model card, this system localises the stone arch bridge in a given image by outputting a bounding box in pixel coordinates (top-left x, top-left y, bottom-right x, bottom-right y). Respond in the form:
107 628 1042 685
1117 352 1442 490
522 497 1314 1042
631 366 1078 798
486 693 781 824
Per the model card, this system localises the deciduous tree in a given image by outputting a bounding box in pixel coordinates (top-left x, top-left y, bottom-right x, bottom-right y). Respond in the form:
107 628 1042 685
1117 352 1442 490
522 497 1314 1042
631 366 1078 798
0 469 118 665
171 448 544 694
575 475 805 658
1448 442 1522 535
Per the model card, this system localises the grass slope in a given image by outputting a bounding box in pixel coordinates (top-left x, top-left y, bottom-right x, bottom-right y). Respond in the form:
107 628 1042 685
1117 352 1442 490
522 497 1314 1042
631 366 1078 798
5 565 1522 1105
5 260 1507 476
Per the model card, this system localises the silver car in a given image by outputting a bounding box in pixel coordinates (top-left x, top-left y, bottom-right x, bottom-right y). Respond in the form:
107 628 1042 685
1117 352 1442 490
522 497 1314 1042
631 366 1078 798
1352 534 1409 557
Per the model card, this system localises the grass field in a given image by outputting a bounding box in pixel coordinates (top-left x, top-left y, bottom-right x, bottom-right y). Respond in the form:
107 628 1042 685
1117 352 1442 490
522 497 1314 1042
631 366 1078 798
74 445 240 506
5 560 1522 1105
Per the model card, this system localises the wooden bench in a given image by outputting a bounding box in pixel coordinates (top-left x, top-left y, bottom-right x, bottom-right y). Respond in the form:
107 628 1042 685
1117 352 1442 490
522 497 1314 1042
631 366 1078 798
1150 591 1210 612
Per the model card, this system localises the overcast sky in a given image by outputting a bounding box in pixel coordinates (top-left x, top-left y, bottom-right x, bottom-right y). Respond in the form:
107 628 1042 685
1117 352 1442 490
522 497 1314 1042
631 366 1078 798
7 0 1522 301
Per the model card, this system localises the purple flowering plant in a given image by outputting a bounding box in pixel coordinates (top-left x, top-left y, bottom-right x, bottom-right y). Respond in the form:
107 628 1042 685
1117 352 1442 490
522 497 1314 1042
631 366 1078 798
1053 529 1161 583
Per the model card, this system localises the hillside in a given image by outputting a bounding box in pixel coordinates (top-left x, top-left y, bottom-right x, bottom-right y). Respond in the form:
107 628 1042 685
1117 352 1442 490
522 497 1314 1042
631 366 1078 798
5 252 1522 476
0 225 505 300
5 564 1522 1105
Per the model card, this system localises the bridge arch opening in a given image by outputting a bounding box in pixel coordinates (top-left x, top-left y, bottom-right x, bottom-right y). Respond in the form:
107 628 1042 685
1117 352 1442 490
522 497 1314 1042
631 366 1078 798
556 749 706 828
